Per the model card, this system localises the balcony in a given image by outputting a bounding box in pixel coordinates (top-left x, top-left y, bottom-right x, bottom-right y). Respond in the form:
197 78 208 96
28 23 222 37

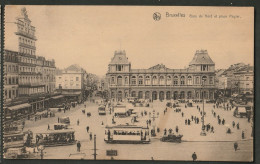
19 82 45 87
15 31 37 41
19 42 36 50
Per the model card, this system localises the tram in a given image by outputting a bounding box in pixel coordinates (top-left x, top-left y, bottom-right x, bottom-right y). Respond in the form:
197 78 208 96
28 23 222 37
98 105 106 115
4 132 25 150
104 125 150 144
35 129 76 147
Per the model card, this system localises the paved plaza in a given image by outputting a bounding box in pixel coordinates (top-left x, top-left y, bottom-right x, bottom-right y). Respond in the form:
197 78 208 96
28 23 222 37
23 99 253 161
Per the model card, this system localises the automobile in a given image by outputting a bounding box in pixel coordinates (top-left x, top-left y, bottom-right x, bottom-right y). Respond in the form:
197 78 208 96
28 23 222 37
60 117 70 124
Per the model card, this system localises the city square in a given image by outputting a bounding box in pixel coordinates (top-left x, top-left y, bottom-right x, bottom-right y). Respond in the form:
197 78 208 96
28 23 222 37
3 6 254 162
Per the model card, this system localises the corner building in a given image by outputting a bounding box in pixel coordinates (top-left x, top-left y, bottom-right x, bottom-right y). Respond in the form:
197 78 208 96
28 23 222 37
106 50 216 101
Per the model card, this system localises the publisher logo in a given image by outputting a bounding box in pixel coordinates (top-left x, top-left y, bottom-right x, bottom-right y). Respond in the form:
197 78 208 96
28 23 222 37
153 12 161 21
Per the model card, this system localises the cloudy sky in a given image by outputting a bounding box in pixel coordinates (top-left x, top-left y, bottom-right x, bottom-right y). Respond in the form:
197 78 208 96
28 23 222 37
5 6 254 76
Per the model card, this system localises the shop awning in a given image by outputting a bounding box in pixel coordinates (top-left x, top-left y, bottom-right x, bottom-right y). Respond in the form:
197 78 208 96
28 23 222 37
8 103 31 111
51 95 64 99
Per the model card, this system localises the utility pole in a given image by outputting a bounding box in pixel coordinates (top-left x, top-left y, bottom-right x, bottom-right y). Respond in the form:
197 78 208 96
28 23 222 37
92 134 97 160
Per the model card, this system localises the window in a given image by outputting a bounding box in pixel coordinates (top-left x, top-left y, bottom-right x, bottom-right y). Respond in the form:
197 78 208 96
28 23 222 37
152 76 158 85
209 77 213 85
187 76 192 85
159 76 165 85
138 76 143 85
180 76 185 85
131 76 136 85
76 77 79 81
196 77 200 84
117 76 122 85
9 78 11 85
9 90 11 98
145 76 151 85
202 76 207 84
201 65 208 71
173 76 178 85
166 76 171 85
125 77 128 85
111 77 115 84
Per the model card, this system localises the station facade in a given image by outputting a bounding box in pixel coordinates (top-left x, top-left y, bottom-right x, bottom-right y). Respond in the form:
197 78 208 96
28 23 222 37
106 50 216 101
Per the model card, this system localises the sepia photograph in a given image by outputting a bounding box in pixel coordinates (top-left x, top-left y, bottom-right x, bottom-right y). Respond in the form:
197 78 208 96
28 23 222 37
3 5 254 161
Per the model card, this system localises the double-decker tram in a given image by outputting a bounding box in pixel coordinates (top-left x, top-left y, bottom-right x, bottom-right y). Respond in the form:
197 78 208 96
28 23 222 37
104 125 150 144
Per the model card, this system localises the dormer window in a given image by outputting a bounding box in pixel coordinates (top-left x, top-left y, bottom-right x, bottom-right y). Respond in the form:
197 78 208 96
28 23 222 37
201 65 209 71
116 65 123 71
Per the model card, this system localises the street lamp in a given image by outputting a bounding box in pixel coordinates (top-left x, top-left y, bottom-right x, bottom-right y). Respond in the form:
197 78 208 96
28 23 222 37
200 77 206 136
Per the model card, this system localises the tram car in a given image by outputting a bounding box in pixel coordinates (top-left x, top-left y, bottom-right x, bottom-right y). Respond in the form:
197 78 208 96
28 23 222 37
35 129 76 147
98 105 106 115
104 125 150 144
4 132 25 150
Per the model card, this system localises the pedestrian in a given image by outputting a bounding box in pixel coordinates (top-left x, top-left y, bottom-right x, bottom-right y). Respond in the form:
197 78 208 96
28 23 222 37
218 119 221 125
77 141 81 152
164 128 167 135
197 118 199 124
197 105 198 109
86 126 89 133
222 119 225 125
211 126 214 133
169 128 173 134
77 119 80 126
199 107 200 112
242 131 245 139
164 110 166 115
176 126 179 133
188 119 191 125
237 123 240 130
185 119 187 125
248 116 251 123
234 142 238 151
232 121 235 128
101 121 104 125
191 115 194 121
58 117 60 123
90 132 92 141
192 152 197 161
48 124 50 130
182 112 184 117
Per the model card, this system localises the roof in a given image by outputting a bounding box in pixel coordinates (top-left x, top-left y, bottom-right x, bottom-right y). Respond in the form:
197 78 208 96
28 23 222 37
189 50 215 65
148 64 170 70
7 103 31 111
64 64 86 73
109 50 130 64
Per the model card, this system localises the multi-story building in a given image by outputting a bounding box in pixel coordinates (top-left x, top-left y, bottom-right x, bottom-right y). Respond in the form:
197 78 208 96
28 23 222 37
234 66 254 94
4 50 19 102
106 50 216 101
36 56 56 94
56 64 86 101
3 7 58 122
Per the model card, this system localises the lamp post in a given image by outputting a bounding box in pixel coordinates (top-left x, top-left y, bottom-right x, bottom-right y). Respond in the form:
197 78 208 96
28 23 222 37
200 78 206 136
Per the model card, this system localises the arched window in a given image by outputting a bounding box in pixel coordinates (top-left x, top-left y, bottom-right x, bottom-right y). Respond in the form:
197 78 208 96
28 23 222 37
173 76 178 85
202 76 207 85
138 76 143 85
180 76 185 85
187 76 192 85
131 76 136 85
152 76 158 85
166 91 171 100
159 76 165 85
166 76 171 85
145 76 151 85
117 76 122 85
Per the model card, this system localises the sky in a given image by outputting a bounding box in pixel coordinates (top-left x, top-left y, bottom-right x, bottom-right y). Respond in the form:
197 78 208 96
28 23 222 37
5 6 254 77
